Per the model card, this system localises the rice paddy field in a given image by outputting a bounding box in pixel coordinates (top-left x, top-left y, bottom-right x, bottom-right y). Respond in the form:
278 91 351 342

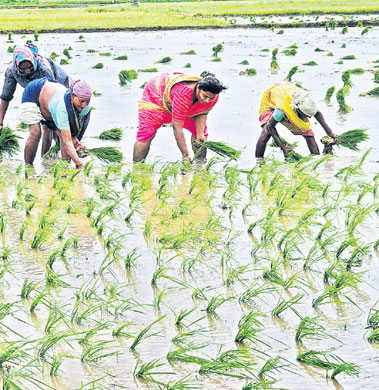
1 18 379 390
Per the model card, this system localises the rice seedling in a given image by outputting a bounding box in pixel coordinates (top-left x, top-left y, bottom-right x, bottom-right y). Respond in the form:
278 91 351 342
341 26 348 34
212 43 223 57
81 340 119 365
235 310 266 345
345 203 374 236
92 62 104 69
165 375 202 390
312 270 361 308
362 86 379 97
336 86 352 113
181 49 196 55
30 289 47 312
257 356 293 381
199 348 256 379
0 126 21 159
172 328 206 346
167 343 208 365
63 48 72 59
367 328 379 343
272 294 303 317
88 146 123 162
151 264 187 287
281 48 297 56
129 315 166 351
20 278 39 300
205 295 233 314
270 48 279 70
295 316 337 342
285 66 298 81
174 307 197 329
269 136 298 149
118 69 138 85
30 225 51 249
0 342 29 368
325 86 336 102
49 352 66 376
366 301 379 329
37 330 72 362
133 359 172 384
296 350 359 379
341 55 356 60
96 127 123 140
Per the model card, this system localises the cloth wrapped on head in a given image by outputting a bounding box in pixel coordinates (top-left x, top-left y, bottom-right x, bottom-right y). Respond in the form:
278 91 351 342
290 90 317 117
70 79 92 100
13 44 39 74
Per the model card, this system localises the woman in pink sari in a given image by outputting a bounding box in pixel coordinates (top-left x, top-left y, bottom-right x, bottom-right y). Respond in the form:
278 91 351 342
133 72 227 162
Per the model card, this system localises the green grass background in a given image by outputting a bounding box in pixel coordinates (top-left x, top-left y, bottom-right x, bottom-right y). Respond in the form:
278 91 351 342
0 0 378 32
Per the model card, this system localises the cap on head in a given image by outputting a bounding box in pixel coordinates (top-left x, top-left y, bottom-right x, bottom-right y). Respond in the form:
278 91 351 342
290 90 317 117
70 79 92 100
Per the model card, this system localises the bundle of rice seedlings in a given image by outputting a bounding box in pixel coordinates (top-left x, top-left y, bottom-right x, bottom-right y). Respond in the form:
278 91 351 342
325 86 336 102
97 128 123 140
113 55 128 60
138 68 158 72
180 49 196 55
88 147 123 163
362 87 379 97
156 56 172 64
286 150 304 162
286 66 298 81
331 128 369 151
202 140 241 159
269 136 298 149
336 86 352 113
303 61 318 66
0 126 21 159
118 69 138 85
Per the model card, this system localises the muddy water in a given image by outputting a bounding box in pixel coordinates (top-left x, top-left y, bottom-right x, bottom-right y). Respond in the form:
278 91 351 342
0 25 379 389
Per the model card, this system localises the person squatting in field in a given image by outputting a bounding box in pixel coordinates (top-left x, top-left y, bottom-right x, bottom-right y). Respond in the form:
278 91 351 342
0 44 70 135
20 77 92 168
255 82 336 158
133 72 227 162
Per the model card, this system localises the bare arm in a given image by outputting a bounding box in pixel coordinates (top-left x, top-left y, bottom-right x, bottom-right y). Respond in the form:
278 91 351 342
172 120 191 162
60 129 83 168
0 99 10 131
193 114 208 143
314 111 336 139
265 116 292 157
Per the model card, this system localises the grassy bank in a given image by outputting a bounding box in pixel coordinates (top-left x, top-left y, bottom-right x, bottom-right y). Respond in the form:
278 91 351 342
0 0 378 32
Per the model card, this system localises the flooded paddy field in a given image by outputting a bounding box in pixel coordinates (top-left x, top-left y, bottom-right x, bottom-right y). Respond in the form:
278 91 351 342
0 24 379 389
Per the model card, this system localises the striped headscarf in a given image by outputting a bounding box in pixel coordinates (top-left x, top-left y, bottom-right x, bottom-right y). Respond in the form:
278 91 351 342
13 44 42 75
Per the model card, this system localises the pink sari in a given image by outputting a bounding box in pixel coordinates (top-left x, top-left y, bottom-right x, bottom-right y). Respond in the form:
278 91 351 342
137 73 219 142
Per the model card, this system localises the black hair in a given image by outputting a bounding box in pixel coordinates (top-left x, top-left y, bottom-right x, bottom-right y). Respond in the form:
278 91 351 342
197 73 227 94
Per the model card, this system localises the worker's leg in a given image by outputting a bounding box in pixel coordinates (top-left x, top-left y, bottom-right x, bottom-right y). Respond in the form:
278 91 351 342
304 135 320 155
41 124 53 156
133 139 153 162
255 125 271 158
24 123 41 164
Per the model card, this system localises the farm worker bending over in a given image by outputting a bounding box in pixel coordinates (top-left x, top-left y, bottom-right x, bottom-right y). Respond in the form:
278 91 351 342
255 82 336 158
20 77 92 168
133 72 227 162
0 44 70 134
